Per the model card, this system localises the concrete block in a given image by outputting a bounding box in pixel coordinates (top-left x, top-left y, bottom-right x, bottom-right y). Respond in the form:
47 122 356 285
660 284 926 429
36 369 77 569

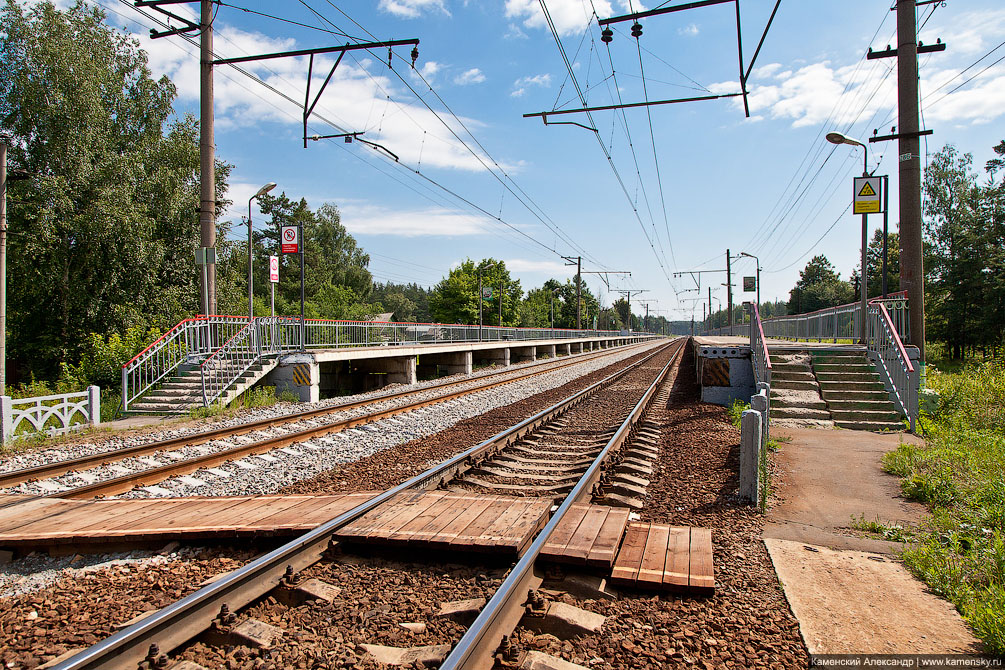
538 344 557 359
541 574 618 601
266 361 319 403
398 622 426 634
477 347 510 367
359 643 451 666
739 409 762 503
522 601 605 639
559 343 572 356
230 618 281 648
521 651 590 670
276 577 341 606
436 597 486 625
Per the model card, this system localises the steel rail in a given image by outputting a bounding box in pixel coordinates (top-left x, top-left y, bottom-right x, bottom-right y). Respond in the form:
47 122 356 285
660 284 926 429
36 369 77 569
51 339 680 670
0 342 648 492
440 339 685 670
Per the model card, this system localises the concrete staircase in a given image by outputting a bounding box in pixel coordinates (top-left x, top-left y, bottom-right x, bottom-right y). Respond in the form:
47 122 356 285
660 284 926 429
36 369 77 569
768 354 832 423
129 358 279 414
811 351 904 431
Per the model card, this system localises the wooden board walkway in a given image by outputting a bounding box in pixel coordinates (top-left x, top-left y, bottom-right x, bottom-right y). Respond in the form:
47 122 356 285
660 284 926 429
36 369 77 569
0 492 552 557
610 522 714 595
0 493 377 547
335 491 552 556
539 503 631 568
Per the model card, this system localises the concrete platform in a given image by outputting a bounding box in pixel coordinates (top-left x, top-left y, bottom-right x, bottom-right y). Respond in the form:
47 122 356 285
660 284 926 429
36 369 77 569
763 426 983 656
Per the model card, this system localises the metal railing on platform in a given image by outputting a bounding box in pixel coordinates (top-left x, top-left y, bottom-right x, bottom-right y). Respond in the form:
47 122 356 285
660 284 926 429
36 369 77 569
868 303 918 431
706 292 909 343
749 304 772 386
125 315 642 410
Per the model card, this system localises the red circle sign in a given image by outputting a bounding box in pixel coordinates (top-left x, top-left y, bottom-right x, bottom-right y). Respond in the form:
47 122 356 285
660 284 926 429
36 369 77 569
283 228 296 241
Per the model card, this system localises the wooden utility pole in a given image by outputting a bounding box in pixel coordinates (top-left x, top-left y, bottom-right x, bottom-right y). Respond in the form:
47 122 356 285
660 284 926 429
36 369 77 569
200 0 216 315
897 0 925 361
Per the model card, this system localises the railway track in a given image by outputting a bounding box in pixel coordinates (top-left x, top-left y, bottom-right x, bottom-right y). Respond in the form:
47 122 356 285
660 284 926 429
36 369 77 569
0 341 652 501
48 337 685 670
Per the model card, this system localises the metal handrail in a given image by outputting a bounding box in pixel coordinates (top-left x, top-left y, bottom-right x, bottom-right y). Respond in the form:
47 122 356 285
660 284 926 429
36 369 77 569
120 316 249 411
750 303 772 386
867 303 917 431
705 292 909 342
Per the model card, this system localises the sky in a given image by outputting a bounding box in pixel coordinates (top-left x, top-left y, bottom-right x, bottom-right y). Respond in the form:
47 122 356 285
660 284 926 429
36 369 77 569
79 0 1005 323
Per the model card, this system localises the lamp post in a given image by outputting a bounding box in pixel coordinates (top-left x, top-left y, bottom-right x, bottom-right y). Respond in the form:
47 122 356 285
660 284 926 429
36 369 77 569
478 261 496 341
826 131 870 343
247 182 277 321
739 252 761 309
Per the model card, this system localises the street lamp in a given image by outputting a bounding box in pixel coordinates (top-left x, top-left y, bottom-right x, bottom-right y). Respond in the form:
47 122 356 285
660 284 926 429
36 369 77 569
739 252 761 309
248 182 277 321
478 261 497 341
826 131 869 343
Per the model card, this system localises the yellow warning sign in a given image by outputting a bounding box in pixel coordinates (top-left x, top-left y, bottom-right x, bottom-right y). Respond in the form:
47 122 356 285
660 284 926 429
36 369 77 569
853 176 883 215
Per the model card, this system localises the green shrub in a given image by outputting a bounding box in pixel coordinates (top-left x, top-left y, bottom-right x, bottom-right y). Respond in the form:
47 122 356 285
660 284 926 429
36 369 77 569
59 326 161 390
727 399 749 430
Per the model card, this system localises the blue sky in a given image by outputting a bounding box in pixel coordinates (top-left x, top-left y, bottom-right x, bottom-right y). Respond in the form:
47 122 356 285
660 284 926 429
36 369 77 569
89 0 1005 323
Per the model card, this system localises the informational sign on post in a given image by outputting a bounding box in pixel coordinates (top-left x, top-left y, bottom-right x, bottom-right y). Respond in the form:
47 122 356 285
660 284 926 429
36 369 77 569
194 247 216 265
481 287 493 300
269 256 279 283
743 276 756 292
853 176 883 214
280 226 299 254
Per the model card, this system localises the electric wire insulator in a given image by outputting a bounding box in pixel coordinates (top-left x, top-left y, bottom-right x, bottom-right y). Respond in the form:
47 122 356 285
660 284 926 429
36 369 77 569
601 27 613 43
631 22 643 38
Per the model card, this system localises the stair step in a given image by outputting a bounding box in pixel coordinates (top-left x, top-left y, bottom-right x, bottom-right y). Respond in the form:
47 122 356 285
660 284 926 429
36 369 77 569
821 390 889 401
812 363 874 373
835 420 905 432
811 355 869 365
815 372 880 382
772 407 832 420
830 409 902 422
771 371 816 381
818 381 887 392
772 398 828 411
771 380 819 391
826 399 896 412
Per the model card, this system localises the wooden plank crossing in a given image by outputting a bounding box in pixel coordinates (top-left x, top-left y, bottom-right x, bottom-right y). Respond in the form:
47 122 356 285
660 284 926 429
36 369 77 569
335 491 551 556
539 504 631 568
610 522 714 595
0 493 377 546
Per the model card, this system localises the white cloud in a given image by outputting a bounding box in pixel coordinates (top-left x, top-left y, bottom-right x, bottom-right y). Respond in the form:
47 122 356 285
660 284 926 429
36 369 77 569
711 8 1005 129
454 68 486 85
505 0 642 37
511 73 552 97
341 204 489 237
678 23 699 37
419 60 442 81
505 23 529 40
378 0 450 19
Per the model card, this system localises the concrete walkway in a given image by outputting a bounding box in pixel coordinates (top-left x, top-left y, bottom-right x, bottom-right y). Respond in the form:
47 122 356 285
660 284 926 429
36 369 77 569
764 427 983 656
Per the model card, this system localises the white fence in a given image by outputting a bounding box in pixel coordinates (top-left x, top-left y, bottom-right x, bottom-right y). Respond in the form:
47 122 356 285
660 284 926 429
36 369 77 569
1 386 101 441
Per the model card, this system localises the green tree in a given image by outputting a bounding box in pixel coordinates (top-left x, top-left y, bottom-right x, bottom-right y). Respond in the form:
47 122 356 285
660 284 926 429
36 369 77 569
923 145 984 359
865 229 900 297
787 255 853 314
0 0 230 379
428 259 522 326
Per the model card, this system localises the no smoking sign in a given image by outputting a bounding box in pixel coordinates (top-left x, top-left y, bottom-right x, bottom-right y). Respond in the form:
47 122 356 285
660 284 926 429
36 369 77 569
280 226 299 254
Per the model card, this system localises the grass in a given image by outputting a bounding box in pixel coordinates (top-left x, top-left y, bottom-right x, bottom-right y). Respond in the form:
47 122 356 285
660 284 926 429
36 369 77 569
850 515 916 543
189 385 300 419
880 357 1005 654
